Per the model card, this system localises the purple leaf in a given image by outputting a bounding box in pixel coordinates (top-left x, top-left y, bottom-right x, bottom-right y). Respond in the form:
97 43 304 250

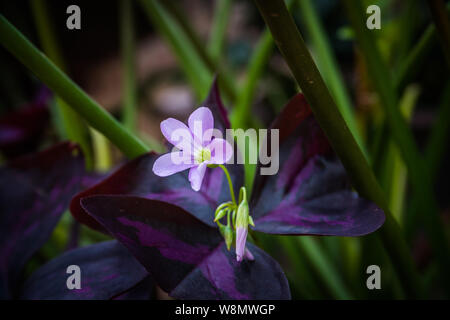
0 87 51 158
71 79 242 232
20 241 149 300
0 142 84 298
202 76 231 131
81 195 290 299
251 94 385 236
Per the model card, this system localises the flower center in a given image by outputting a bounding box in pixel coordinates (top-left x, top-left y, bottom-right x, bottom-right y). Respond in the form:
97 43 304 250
195 148 211 163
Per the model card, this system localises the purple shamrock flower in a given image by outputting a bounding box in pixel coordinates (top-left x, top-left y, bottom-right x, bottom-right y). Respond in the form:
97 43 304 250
72 80 385 300
153 107 233 191
0 142 150 300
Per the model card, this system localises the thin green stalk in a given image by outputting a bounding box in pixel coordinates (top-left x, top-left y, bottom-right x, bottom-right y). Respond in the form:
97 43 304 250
208 0 232 63
30 0 93 169
160 0 237 102
276 236 326 299
343 0 450 292
150 0 237 102
406 82 450 238
230 31 273 129
231 0 294 130
381 86 420 223
253 0 423 298
91 128 112 172
373 4 450 169
297 237 353 299
120 0 137 133
297 0 365 157
394 2 450 91
138 0 211 100
219 164 236 205
394 25 436 93
427 0 450 68
0 15 148 159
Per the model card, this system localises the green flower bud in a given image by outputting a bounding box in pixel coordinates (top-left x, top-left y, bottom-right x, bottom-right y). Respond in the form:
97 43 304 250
235 198 249 229
214 201 232 222
223 225 234 251
214 208 228 222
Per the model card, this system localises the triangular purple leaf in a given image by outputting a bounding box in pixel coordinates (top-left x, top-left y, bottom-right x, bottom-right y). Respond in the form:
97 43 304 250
251 94 385 236
81 195 290 299
20 240 148 300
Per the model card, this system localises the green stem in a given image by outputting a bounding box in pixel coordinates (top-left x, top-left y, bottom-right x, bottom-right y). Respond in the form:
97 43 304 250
427 0 450 68
406 82 450 238
153 0 237 101
297 0 366 158
138 0 211 100
90 128 112 172
30 0 93 169
219 164 236 205
120 0 137 133
343 0 450 292
0 15 148 159
208 0 232 63
231 0 295 130
253 0 423 298
394 24 436 91
394 2 450 91
297 237 353 300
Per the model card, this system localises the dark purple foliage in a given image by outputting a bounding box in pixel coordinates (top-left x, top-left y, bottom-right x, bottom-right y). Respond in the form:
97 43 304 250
0 142 83 298
81 196 290 300
0 87 51 158
250 94 385 236
0 142 152 300
21 240 149 300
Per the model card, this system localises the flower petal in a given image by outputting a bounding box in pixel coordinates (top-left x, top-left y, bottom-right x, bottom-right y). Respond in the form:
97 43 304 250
0 142 84 298
81 195 290 299
188 107 214 146
207 138 233 164
20 240 149 300
152 152 195 177
188 162 207 191
160 118 193 152
235 226 248 262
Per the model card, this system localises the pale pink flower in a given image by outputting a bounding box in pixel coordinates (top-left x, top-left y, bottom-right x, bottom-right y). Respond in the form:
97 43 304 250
152 107 233 191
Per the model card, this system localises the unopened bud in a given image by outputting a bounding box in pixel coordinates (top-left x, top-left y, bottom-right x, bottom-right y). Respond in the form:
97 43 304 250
235 187 249 262
224 226 233 251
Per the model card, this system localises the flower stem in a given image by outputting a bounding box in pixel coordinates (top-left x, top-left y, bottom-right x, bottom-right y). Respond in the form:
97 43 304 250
253 0 423 298
31 0 94 170
0 15 149 159
297 0 366 159
218 164 236 205
343 0 450 294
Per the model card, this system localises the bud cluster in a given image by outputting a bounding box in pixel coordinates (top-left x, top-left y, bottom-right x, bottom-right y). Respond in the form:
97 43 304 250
214 187 255 262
